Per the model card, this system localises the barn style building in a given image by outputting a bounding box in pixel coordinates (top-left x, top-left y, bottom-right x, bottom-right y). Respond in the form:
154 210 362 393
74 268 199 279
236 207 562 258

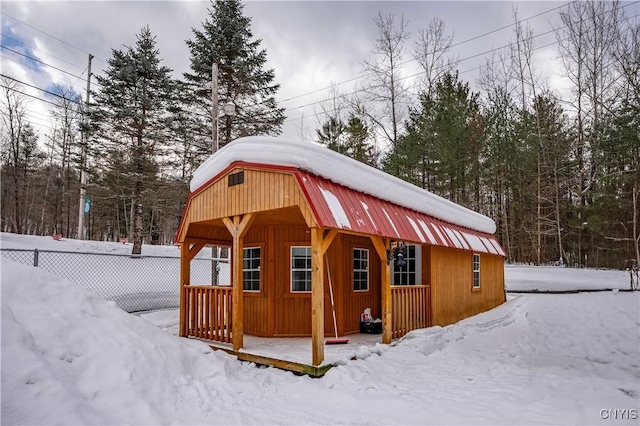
175 137 506 370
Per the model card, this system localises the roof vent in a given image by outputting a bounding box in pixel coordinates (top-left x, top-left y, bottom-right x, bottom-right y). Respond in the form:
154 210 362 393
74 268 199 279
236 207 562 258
228 171 244 187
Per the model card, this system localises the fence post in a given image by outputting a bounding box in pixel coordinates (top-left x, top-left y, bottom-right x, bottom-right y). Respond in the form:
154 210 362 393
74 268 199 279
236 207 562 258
33 249 39 267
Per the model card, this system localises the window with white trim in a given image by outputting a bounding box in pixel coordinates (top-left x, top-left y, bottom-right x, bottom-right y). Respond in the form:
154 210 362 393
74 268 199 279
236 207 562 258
291 246 312 292
473 253 480 288
353 248 369 291
392 244 421 286
242 247 261 291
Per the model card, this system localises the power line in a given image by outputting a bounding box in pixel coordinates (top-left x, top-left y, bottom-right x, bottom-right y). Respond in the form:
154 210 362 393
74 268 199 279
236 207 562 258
0 32 86 71
1 74 84 106
1 53 93 96
447 1 576 50
282 10 640 126
1 45 100 89
276 0 578 106
281 4 639 120
0 11 105 62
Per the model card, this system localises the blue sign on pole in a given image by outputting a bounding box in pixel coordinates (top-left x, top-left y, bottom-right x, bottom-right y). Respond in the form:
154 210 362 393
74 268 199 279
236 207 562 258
84 196 91 214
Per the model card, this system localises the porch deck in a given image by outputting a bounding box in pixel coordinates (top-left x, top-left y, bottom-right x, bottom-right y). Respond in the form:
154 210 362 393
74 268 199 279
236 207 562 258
197 333 385 377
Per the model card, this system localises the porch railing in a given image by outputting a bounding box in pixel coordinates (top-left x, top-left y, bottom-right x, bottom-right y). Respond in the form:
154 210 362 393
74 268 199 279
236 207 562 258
391 284 431 339
183 286 232 343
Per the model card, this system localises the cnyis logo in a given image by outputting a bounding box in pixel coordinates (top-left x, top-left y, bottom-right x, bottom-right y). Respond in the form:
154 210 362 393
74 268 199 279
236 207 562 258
599 409 638 420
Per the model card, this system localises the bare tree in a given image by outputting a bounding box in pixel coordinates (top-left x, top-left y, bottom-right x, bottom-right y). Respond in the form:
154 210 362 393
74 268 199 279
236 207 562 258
0 75 31 233
612 8 639 109
353 13 410 151
612 14 640 273
556 0 625 265
47 84 83 236
477 49 517 262
413 16 458 96
314 83 348 149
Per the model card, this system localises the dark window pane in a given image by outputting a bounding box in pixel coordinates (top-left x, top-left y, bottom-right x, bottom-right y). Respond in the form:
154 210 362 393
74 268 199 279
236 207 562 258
292 247 306 257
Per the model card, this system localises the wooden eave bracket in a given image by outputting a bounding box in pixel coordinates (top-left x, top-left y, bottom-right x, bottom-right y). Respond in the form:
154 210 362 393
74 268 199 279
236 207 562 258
187 243 205 261
370 235 390 261
223 213 255 239
322 228 338 254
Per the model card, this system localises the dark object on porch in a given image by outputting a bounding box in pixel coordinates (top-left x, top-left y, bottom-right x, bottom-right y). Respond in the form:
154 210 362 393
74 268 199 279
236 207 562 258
360 321 382 334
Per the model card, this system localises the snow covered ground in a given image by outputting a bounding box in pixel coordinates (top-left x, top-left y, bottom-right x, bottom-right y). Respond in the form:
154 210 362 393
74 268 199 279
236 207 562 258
2 233 639 424
505 264 633 292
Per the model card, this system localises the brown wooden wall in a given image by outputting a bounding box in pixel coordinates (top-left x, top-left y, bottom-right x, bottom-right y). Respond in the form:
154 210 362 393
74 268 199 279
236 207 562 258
240 226 383 337
337 234 382 335
428 245 505 326
180 167 316 242
240 225 315 336
240 226 506 336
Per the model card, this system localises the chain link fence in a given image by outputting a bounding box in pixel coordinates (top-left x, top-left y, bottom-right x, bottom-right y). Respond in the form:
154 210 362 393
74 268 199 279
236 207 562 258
2 249 636 313
1 249 230 313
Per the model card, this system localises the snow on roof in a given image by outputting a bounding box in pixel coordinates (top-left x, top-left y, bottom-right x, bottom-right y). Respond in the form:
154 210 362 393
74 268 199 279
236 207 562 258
190 137 496 234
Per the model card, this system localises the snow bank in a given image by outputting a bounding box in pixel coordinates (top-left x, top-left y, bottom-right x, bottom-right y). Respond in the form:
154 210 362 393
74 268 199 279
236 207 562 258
0 260 243 424
190 137 497 234
2 254 638 425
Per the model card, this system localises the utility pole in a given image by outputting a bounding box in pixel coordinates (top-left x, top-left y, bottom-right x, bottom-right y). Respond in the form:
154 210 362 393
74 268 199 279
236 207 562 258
211 63 218 152
211 62 220 284
77 53 93 240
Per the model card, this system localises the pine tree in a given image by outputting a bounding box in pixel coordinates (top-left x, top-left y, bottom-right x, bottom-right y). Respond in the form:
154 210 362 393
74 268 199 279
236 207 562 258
386 72 482 207
184 0 285 151
92 26 177 255
316 116 345 153
343 115 378 167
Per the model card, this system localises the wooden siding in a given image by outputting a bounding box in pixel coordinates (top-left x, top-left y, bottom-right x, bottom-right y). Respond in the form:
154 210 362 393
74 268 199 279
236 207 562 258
239 227 383 337
338 234 382 335
429 246 505 326
179 168 316 242
242 228 269 337
236 225 315 337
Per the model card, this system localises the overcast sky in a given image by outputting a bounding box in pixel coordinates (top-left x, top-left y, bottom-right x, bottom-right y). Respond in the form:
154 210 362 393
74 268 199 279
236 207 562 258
2 1 637 143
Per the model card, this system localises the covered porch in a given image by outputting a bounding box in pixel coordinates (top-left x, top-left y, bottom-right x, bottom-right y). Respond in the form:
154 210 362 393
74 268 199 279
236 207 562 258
178 221 432 371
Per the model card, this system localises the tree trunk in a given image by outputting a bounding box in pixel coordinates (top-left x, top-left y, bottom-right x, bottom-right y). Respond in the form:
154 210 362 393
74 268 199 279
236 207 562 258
634 181 640 276
12 173 22 233
132 201 143 255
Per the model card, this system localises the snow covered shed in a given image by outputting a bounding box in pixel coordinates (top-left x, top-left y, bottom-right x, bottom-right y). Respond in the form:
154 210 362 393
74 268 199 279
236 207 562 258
175 137 506 366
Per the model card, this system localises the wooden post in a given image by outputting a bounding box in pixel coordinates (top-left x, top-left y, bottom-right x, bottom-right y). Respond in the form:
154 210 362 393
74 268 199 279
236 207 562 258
223 214 255 351
179 241 205 337
179 242 190 337
311 227 325 366
371 236 392 344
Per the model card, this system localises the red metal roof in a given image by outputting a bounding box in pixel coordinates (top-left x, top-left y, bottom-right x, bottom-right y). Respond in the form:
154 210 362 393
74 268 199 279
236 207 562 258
295 171 506 256
177 161 505 256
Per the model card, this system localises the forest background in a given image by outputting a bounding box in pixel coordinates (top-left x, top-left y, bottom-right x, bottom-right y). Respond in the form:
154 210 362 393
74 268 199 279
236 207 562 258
1 0 638 269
